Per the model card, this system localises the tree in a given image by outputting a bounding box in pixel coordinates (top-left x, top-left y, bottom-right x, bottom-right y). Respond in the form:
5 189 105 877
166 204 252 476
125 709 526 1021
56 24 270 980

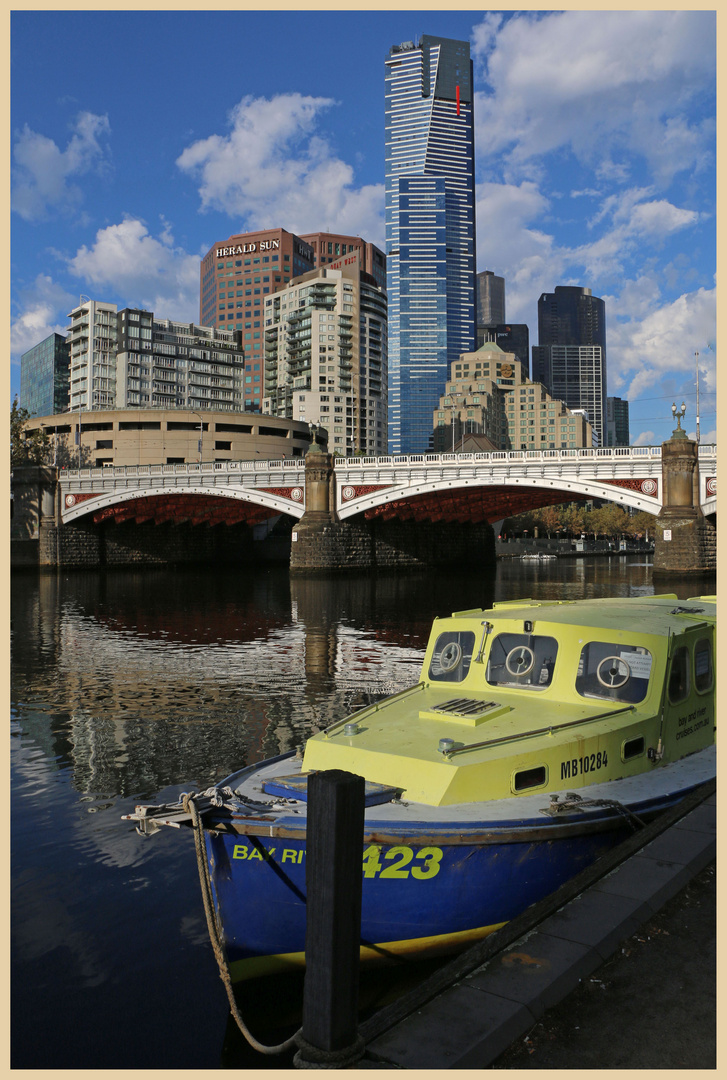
11 398 50 467
625 510 657 540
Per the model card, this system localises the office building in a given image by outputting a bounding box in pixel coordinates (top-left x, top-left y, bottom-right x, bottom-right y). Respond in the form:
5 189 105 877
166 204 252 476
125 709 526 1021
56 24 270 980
300 232 387 290
533 344 605 448
607 396 630 447
262 253 387 456
385 34 476 455
20 333 70 416
475 270 505 326
433 341 594 453
66 300 246 413
532 286 607 446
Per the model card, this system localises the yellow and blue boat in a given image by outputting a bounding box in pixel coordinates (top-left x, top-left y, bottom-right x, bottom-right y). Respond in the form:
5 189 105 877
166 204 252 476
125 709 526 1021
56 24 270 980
126 594 715 981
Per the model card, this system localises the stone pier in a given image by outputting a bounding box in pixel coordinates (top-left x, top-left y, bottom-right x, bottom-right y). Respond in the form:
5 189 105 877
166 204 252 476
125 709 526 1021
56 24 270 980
653 424 716 578
289 441 495 574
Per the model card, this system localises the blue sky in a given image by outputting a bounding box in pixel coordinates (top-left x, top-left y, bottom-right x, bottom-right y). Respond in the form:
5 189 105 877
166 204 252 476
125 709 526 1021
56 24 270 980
11 9 716 445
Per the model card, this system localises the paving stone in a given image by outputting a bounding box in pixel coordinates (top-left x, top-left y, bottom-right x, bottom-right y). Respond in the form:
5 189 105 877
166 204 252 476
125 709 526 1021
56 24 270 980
593 852 692 911
464 930 600 1017
367 982 532 1069
672 802 716 835
640 825 716 867
538 889 643 961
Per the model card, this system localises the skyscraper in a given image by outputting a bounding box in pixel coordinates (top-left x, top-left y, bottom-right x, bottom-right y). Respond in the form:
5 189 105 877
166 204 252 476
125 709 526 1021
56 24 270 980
385 34 476 454
475 270 505 326
20 333 69 416
532 286 607 446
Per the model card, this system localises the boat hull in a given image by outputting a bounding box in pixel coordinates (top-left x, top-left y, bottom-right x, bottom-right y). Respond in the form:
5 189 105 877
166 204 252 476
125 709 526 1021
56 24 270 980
205 822 627 981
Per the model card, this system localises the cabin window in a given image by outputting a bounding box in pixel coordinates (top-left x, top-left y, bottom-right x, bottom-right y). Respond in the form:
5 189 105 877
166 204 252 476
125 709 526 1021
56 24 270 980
428 631 476 683
485 634 558 690
668 646 690 703
513 765 547 792
575 642 652 704
694 640 713 694
622 736 645 761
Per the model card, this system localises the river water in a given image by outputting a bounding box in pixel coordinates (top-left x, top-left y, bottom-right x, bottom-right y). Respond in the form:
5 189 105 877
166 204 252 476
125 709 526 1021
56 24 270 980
11 556 704 1068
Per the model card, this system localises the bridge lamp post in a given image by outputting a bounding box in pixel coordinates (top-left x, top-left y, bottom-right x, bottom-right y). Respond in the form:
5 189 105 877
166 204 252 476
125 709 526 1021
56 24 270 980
671 401 686 433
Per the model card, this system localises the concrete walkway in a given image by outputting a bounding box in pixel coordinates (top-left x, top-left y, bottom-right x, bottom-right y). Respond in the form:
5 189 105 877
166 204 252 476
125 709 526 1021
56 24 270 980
364 792 715 1069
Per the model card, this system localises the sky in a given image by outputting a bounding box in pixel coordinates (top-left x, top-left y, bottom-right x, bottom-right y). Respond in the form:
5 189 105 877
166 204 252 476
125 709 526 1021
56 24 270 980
10 9 716 445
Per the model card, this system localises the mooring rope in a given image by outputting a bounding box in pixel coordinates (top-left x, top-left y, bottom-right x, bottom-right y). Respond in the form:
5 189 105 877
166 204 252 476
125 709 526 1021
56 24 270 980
182 793 301 1056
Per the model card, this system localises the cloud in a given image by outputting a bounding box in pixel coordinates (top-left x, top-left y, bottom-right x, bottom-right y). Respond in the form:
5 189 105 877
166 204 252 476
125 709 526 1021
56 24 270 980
176 93 384 243
607 284 716 398
472 11 715 186
11 275 76 361
66 218 202 320
631 431 656 447
12 112 111 222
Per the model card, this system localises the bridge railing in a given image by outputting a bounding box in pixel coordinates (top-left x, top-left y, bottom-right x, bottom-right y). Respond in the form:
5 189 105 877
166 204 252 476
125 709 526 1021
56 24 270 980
332 446 694 468
59 457 307 480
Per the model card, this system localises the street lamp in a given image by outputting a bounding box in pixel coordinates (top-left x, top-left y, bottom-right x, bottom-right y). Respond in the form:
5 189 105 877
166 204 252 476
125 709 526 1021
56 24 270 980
671 401 686 432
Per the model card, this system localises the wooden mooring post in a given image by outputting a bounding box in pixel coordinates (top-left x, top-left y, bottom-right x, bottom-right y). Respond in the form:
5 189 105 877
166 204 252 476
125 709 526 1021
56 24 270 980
298 769 365 1066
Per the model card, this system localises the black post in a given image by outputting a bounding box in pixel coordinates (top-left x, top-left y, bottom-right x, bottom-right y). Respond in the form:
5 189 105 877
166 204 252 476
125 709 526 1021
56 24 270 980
301 769 365 1053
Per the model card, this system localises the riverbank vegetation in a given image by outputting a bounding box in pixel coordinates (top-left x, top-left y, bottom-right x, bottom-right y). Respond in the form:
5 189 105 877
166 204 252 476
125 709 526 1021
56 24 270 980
502 502 657 542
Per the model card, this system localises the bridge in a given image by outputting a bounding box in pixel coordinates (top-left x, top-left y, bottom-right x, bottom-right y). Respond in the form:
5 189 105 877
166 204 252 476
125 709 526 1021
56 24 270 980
58 445 717 527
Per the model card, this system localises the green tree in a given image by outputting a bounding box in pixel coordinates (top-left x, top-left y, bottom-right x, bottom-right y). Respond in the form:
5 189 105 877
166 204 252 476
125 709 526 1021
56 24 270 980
11 398 50 467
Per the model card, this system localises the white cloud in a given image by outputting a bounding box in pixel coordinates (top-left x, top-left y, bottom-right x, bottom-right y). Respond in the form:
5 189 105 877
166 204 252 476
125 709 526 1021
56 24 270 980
632 431 656 447
11 275 76 361
472 11 715 185
176 93 384 243
66 218 202 320
12 112 111 222
607 285 716 398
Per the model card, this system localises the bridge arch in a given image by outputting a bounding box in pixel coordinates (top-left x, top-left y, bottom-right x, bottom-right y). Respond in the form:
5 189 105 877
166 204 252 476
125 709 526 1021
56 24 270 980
62 483 305 525
337 474 662 523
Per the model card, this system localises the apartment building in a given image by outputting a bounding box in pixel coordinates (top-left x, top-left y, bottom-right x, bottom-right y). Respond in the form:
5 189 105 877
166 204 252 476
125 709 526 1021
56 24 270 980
262 253 387 456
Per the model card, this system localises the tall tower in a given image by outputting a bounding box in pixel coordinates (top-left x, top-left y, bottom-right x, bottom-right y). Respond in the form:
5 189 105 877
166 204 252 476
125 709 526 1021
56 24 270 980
532 286 607 447
475 270 505 327
385 34 476 455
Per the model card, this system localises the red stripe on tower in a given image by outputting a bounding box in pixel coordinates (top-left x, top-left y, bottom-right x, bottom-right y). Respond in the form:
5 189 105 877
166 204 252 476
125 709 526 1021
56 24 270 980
456 85 460 115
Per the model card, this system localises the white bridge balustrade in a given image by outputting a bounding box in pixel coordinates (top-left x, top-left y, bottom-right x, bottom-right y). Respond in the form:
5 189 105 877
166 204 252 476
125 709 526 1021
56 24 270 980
58 445 717 525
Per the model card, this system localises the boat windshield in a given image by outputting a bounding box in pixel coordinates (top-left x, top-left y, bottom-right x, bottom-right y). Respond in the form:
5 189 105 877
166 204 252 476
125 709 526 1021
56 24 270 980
428 631 476 682
485 633 558 690
575 642 653 703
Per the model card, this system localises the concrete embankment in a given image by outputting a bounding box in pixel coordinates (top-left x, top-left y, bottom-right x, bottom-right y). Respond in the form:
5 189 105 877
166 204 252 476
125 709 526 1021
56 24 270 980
360 784 715 1069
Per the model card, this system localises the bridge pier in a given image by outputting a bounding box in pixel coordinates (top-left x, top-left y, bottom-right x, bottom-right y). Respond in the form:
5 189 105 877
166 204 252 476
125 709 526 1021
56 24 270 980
10 465 60 567
653 426 716 578
289 442 496 574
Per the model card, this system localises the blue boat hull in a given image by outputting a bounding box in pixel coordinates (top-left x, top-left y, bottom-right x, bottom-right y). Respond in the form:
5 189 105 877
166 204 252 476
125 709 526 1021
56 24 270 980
205 824 626 981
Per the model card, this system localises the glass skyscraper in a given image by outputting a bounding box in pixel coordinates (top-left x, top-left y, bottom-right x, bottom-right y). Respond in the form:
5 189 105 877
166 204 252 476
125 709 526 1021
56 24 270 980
532 286 607 447
385 34 476 454
19 333 70 416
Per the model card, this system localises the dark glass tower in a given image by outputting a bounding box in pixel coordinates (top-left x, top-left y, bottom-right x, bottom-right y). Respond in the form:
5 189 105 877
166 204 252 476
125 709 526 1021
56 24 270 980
385 34 476 454
19 333 70 416
532 286 607 446
475 270 505 326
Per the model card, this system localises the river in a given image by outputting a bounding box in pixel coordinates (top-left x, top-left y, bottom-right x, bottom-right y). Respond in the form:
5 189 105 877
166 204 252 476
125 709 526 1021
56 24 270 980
10 556 703 1068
